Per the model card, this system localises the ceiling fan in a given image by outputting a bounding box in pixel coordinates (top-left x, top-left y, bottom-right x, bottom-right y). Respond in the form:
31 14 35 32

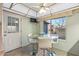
32 3 49 13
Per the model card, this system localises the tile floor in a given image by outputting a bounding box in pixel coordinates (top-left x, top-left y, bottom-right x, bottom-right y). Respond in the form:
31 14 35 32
4 43 67 56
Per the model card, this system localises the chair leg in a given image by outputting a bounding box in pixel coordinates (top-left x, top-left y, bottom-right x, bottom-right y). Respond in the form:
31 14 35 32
43 49 45 56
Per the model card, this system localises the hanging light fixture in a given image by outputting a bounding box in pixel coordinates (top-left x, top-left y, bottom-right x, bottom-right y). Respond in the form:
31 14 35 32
39 3 49 14
39 6 46 13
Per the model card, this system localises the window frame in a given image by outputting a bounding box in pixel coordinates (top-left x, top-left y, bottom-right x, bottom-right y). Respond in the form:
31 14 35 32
7 16 19 33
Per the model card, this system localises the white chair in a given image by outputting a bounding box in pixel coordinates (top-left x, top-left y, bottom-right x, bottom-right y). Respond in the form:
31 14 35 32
38 39 53 56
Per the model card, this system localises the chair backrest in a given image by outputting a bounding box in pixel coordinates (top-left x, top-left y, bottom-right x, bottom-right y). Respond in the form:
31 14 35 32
38 39 52 49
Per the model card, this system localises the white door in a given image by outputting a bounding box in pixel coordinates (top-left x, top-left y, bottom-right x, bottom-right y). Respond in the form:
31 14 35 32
3 14 21 52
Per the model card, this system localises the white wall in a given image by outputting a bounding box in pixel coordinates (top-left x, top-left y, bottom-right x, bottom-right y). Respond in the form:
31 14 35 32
53 13 79 52
21 17 40 46
39 20 44 33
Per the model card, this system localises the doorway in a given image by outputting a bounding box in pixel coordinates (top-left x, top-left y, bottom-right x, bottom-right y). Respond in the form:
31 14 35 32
3 12 21 52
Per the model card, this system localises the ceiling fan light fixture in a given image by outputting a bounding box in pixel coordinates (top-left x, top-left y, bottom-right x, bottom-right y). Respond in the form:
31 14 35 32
39 7 46 13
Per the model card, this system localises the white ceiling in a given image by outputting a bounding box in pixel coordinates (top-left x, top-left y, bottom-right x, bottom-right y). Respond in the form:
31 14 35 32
22 3 55 11
3 3 79 18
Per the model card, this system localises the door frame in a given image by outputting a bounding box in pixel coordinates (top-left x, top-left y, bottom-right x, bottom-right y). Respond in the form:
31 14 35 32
3 11 22 52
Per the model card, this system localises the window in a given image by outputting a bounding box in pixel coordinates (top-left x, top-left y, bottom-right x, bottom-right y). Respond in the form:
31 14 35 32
7 16 19 33
46 17 66 40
